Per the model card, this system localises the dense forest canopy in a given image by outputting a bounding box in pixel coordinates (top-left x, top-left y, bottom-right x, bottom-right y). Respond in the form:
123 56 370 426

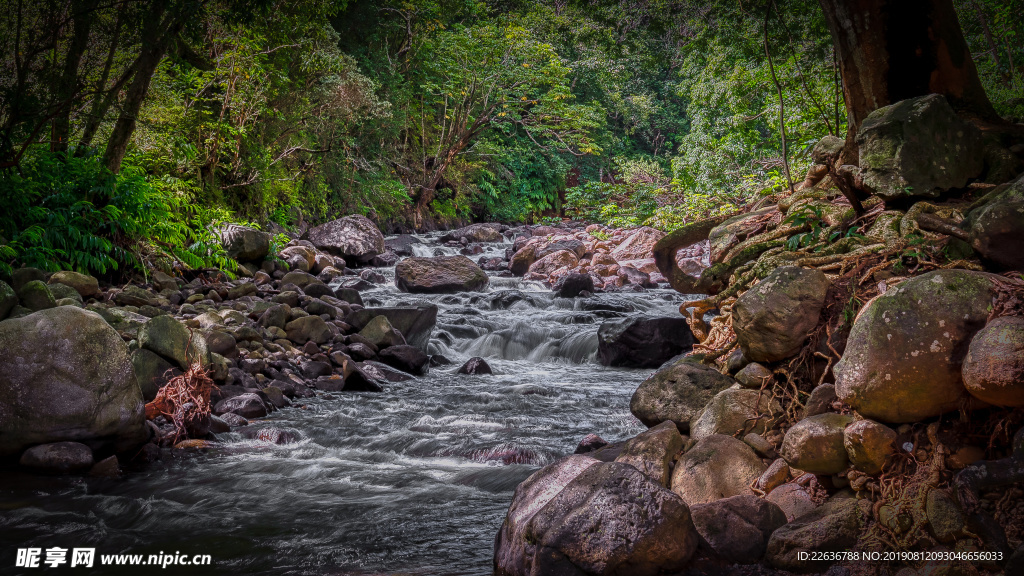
0 0 1021 276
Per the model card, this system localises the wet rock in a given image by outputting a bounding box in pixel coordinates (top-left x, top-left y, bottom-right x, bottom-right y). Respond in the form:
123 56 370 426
306 214 385 264
536 239 586 260
48 271 99 298
671 434 766 506
347 306 437 352
457 357 492 375
844 419 896 475
245 427 299 445
378 345 429 375
732 266 829 363
209 415 231 433
219 412 249 427
139 315 211 370
614 421 684 487
552 272 594 298
527 249 579 280
597 316 694 368
285 315 332 345
962 315 1024 407
215 223 271 262
300 360 332 379
281 270 321 289
337 365 384 392
260 386 291 408
395 255 488 293
214 393 268 419
689 495 788 564
384 234 419 256
89 455 120 477
835 269 1002 423
443 223 502 243
630 358 737 431
735 362 773 388
803 384 838 418
20 441 94 474
509 245 539 276
689 388 782 441
130 348 178 401
17 280 56 311
359 315 406 349
856 94 983 201
781 414 855 475
766 498 865 572
610 226 665 261
494 456 698 576
574 434 608 454
0 307 147 456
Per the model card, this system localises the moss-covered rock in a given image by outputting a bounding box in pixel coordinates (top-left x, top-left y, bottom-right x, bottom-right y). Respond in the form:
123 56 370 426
16 280 56 311
0 280 17 319
48 271 99 298
130 348 178 401
359 315 406 349
834 269 1002 423
47 282 83 303
138 314 211 370
781 413 854 475
732 266 829 363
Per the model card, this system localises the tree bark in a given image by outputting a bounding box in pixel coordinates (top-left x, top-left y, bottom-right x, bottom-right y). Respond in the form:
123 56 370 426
818 0 1001 161
51 0 100 153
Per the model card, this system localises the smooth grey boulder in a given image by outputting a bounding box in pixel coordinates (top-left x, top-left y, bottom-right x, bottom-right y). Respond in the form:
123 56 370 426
395 255 488 293
306 215 385 263
215 223 271 262
630 358 737 431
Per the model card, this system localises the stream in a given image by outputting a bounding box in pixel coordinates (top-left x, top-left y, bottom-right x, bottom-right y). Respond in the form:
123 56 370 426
0 232 692 575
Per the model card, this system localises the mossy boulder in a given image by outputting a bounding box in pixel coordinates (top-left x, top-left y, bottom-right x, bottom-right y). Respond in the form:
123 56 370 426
0 307 147 456
138 314 211 370
630 358 738 431
48 271 99 298
47 282 83 303
131 348 179 401
285 315 332 345
963 175 1024 271
732 266 829 363
834 269 1002 423
359 315 406 349
215 223 271 262
16 280 56 311
856 94 983 200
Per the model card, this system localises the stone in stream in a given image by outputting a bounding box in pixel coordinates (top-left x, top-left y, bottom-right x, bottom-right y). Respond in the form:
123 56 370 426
962 315 1024 407
630 358 737 431
346 305 438 352
732 266 829 363
614 420 683 487
780 413 855 475
19 441 94 474
670 434 765 506
306 214 385 264
552 272 594 298
395 255 488 294
378 345 429 375
441 223 503 243
834 269 1003 423
457 357 492 375
573 434 609 454
359 315 406 349
689 495 788 565
597 315 695 368
0 307 148 457
494 456 698 576
609 227 666 261
214 393 268 419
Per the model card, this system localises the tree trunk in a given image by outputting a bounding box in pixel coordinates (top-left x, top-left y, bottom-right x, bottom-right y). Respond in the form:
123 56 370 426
818 0 1001 161
52 0 100 153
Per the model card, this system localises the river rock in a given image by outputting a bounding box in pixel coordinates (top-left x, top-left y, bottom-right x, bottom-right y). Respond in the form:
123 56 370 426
215 223 271 262
574 434 609 454
359 315 406 349
11 267 46 291
48 271 99 298
444 223 502 243
834 269 1002 423
258 303 290 329
378 345 429 375
457 357 492 375
306 214 385 263
856 94 983 201
281 270 321 289
671 434 765 506
0 280 16 319
494 456 698 576
347 306 437 351
19 441 94 474
844 419 897 475
130 348 177 401
735 362 773 388
139 315 211 370
0 307 147 456
732 266 829 363
204 330 238 358
962 315 1024 407
553 272 594 298
614 420 683 487
214 393 268 419
597 316 694 368
610 227 665 261
689 495 788 564
280 245 316 271
689 388 782 441
285 315 332 345
48 282 82 303
395 255 488 293
965 181 1024 271
17 280 56 311
766 498 865 572
780 413 855 475
630 358 737 431
527 249 578 278
509 245 539 276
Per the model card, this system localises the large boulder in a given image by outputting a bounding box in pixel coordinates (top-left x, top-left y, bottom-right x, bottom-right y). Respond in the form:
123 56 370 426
346 306 437 351
856 94 983 200
494 456 698 576
614 421 684 487
962 315 1024 407
306 215 385 263
780 413 855 475
610 227 666 261
0 307 147 456
444 223 502 243
834 269 1002 423
359 315 406 349
19 441 94 474
130 348 177 401
689 495 788 564
527 249 578 278
766 498 866 573
689 388 782 441
138 315 211 370
215 223 271 262
732 266 829 363
48 271 99 298
17 280 56 311
964 178 1024 271
630 358 737 431
670 434 766 506
395 256 488 293
597 316 695 368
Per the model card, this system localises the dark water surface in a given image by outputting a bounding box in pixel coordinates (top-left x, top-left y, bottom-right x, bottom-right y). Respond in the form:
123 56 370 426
0 233 690 575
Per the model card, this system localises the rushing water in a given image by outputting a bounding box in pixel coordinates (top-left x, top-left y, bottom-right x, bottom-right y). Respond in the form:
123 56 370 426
0 232 691 575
